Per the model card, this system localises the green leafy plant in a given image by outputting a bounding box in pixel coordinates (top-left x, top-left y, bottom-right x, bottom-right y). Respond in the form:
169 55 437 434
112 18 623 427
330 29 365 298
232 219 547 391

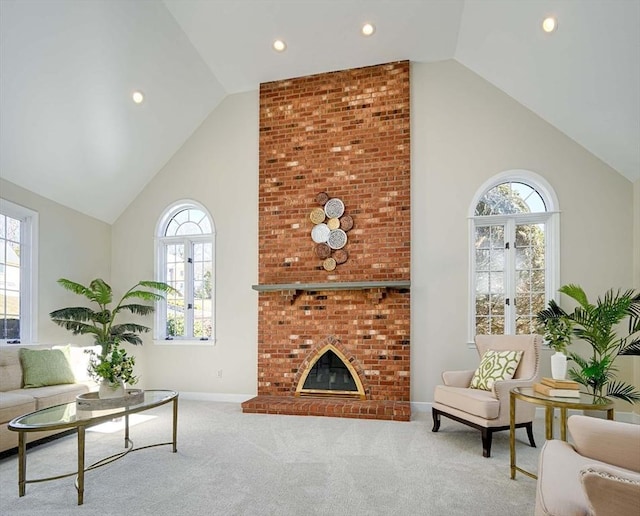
88 342 137 385
536 299 574 353
537 284 640 403
50 278 175 384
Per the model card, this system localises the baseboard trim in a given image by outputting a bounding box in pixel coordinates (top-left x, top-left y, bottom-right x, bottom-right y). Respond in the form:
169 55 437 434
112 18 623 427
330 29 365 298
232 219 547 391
179 392 255 403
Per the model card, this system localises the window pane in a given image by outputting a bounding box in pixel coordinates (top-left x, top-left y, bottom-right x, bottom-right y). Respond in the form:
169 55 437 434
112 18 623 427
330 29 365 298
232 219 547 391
475 182 547 215
476 249 490 270
490 272 504 293
476 294 489 315
491 294 505 315
192 242 212 339
490 226 504 248
476 317 489 335
514 223 545 335
516 316 536 334
475 226 490 249
490 317 505 334
165 209 211 237
1 214 21 340
516 270 531 293
165 243 185 337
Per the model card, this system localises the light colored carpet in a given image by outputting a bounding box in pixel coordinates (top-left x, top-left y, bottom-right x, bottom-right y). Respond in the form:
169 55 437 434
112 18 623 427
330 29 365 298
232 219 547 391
0 400 543 515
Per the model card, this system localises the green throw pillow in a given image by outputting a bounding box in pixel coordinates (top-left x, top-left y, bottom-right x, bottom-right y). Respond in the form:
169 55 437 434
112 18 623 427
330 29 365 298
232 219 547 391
19 348 76 388
470 349 523 391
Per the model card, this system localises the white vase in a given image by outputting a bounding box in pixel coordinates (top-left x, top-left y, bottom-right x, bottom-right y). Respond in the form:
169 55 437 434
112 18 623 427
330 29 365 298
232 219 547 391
99 379 126 399
550 351 567 380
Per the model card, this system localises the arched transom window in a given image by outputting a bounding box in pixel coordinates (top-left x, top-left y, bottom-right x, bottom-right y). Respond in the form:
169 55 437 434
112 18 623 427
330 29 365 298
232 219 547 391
156 201 215 342
469 172 559 341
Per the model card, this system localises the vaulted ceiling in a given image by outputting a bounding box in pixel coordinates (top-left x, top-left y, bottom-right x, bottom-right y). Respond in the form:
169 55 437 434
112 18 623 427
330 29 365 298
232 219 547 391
1 0 638 223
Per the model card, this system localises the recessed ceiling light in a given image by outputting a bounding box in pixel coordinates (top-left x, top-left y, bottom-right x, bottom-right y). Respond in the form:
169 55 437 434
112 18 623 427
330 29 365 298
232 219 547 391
542 17 557 33
273 39 286 52
362 23 375 36
132 91 144 104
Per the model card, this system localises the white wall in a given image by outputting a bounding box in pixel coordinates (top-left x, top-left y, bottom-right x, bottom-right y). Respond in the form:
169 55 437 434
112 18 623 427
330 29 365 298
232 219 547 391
111 91 259 395
0 178 111 344
95 59 639 405
411 60 634 406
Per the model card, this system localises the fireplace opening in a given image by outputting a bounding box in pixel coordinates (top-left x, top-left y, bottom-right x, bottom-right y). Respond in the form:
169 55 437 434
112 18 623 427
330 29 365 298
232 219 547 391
295 344 366 399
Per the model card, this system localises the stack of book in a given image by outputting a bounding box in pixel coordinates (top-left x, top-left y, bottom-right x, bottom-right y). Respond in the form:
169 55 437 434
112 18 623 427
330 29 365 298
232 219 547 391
533 377 581 398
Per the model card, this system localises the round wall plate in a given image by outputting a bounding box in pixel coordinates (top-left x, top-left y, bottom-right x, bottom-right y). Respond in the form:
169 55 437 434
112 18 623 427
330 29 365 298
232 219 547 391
327 217 340 230
327 228 347 249
311 223 330 243
323 257 337 271
324 198 345 218
310 207 326 224
315 243 332 259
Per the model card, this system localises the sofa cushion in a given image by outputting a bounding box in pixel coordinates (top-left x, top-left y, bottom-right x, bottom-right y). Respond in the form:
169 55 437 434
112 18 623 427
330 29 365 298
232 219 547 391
0 391 37 423
433 384 500 419
53 344 101 383
0 346 24 391
470 349 523 390
20 348 75 388
26 383 91 410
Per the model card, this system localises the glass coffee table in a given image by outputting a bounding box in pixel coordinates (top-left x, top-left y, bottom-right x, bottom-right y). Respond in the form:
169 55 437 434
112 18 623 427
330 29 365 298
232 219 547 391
509 386 613 480
8 389 178 505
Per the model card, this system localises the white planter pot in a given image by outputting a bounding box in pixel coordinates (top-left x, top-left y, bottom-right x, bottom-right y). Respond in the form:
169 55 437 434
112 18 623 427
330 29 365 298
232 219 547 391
550 351 568 380
98 379 126 399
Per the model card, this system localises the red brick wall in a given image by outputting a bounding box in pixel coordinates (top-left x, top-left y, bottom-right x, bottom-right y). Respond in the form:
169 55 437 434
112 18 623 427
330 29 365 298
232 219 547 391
257 61 410 404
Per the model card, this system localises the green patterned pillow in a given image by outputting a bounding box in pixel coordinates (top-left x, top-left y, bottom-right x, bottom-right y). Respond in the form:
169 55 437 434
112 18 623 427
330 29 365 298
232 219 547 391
19 348 76 388
470 349 523 390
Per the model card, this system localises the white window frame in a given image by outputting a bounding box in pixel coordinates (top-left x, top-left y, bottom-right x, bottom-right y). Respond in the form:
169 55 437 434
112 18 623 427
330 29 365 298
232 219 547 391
467 170 560 346
0 198 38 344
154 200 216 345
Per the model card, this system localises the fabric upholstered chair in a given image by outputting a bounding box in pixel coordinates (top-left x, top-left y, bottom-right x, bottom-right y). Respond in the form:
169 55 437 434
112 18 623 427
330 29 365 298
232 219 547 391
432 334 542 457
535 415 640 516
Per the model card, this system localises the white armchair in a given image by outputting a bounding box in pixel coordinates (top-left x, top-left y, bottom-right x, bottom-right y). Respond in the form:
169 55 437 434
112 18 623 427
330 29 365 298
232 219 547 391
432 334 542 457
535 415 640 516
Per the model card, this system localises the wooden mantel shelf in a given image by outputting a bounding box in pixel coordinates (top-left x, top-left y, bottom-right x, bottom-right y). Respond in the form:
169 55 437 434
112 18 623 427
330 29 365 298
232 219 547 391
252 280 410 292
252 280 410 303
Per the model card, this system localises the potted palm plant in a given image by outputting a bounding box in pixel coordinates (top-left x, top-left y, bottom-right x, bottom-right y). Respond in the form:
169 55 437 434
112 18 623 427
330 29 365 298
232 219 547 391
50 278 175 398
537 284 640 403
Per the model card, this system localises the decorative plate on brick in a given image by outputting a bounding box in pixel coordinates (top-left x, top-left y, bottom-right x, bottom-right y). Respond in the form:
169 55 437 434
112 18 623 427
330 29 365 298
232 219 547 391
309 207 326 224
324 198 345 218
327 217 340 230
315 243 332 259
315 192 329 205
340 214 353 231
327 229 347 249
323 257 337 271
333 249 348 264
311 223 330 243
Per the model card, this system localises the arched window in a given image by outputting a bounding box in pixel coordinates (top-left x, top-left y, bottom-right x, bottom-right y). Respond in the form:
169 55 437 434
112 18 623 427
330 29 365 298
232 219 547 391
468 171 559 341
155 201 215 342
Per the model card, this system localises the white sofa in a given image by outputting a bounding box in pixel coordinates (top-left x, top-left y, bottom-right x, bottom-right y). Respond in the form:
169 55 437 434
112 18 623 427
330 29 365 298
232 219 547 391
0 344 98 453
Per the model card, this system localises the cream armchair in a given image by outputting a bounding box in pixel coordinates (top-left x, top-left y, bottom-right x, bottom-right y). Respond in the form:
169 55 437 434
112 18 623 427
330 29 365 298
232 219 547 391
432 334 542 457
535 415 640 516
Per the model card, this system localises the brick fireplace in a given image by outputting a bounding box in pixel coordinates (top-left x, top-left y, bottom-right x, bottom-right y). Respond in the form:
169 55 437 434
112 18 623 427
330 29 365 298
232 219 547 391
241 61 411 421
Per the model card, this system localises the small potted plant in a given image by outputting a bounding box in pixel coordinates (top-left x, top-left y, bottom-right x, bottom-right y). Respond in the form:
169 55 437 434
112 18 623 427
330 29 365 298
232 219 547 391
537 298 574 379
50 278 175 398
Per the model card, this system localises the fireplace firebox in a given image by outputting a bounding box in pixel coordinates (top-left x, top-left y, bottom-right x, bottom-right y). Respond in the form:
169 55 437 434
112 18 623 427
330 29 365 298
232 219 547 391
295 344 365 400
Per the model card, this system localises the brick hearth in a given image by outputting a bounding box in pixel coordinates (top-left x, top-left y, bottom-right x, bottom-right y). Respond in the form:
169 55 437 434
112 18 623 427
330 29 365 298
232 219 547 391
241 396 411 421
244 61 411 421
